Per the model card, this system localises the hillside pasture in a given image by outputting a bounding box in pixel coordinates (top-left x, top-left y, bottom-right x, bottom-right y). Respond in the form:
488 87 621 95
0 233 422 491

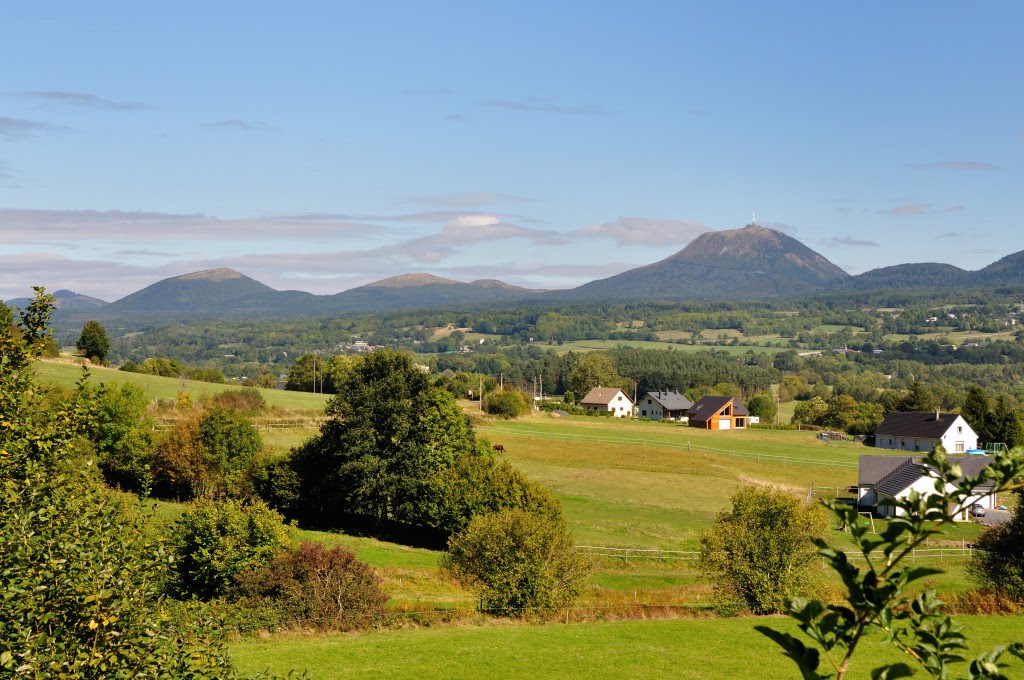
34 359 330 411
478 416 862 550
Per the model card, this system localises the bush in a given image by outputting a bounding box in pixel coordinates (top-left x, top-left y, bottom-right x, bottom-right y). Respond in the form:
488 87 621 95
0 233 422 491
746 393 777 424
1 290 239 675
234 541 388 631
170 498 294 600
200 387 268 414
482 389 531 419
424 455 563 535
970 487 1024 601
699 485 829 614
442 509 590 616
151 407 263 500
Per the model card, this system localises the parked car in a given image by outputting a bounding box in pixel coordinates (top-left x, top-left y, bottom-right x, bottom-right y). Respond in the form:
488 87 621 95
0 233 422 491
969 504 986 518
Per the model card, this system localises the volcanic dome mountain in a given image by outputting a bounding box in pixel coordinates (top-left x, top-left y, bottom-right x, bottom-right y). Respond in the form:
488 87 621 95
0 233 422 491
567 224 850 300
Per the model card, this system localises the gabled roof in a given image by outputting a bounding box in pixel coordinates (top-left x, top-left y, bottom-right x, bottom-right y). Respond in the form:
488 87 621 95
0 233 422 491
580 386 631 406
875 458 928 496
644 390 693 411
859 454 996 495
687 395 745 422
874 412 968 439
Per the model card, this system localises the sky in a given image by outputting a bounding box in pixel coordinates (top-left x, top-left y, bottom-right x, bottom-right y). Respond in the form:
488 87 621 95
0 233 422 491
2 2 1023 302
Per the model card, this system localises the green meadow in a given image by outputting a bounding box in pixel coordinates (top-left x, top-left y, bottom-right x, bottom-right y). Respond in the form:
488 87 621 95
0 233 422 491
37 363 1012 676
230 615 1023 680
34 358 330 411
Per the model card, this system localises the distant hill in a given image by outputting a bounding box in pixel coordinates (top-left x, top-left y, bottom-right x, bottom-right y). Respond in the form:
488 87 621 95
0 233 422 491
5 289 109 311
35 236 1024 326
837 263 972 291
101 268 318 319
564 225 850 300
327 273 541 313
975 250 1024 287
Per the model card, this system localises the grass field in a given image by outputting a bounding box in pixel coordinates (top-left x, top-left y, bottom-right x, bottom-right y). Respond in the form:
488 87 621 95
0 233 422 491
229 615 1024 679
553 339 788 356
34 359 330 411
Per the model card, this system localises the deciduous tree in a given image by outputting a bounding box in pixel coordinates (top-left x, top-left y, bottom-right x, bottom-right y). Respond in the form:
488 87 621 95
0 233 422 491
76 319 111 363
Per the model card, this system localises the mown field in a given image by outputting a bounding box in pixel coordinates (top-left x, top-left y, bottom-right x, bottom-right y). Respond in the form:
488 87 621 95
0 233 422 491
230 615 1024 679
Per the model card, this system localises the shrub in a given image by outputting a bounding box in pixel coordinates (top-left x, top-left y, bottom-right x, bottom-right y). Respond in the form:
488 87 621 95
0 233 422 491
424 455 563 535
200 387 268 414
482 389 531 419
442 509 590 616
0 290 239 675
699 485 829 614
969 487 1024 601
151 407 263 500
746 393 777 424
170 498 294 600
234 541 388 631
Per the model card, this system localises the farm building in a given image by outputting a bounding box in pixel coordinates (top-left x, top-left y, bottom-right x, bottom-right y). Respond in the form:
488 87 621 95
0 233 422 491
686 396 748 430
857 454 996 520
873 411 978 454
638 391 692 421
579 387 633 418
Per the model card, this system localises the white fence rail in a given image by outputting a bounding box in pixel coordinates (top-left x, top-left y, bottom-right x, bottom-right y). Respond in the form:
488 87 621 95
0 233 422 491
575 546 700 561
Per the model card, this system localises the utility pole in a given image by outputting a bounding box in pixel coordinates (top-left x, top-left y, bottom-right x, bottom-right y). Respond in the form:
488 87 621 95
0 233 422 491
500 372 503 390
479 376 484 411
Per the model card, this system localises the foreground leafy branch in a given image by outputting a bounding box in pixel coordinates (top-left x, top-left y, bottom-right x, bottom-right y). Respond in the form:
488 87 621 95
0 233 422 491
757 447 1024 679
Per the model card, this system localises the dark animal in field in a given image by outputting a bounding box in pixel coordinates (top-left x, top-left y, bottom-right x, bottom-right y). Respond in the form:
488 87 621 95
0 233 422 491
492 444 505 453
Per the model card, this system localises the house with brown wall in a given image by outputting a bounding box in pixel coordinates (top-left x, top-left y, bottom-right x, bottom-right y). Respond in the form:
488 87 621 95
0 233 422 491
686 396 748 430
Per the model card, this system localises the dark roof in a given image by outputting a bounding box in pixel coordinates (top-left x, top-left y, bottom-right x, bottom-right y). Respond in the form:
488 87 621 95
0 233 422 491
687 396 746 422
874 411 969 439
859 454 996 494
644 390 693 411
875 458 928 496
858 455 913 486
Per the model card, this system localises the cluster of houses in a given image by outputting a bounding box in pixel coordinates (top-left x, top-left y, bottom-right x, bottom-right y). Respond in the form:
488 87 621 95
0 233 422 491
578 387 753 430
858 410 998 520
576 387 1000 520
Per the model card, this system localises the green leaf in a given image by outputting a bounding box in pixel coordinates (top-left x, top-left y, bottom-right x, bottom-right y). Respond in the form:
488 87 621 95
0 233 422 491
871 663 914 680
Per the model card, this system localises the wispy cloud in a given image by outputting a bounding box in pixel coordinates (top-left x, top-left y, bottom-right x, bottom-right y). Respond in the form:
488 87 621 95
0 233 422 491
820 236 880 248
479 97 610 116
880 204 929 216
572 216 710 246
937 231 960 239
0 208 381 243
0 116 66 139
399 192 530 209
202 119 273 131
13 90 146 111
945 205 966 213
912 160 1001 171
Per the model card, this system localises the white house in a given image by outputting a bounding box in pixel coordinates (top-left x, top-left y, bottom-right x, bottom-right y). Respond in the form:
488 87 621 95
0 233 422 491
857 455 997 521
638 391 692 421
580 387 633 418
873 411 978 454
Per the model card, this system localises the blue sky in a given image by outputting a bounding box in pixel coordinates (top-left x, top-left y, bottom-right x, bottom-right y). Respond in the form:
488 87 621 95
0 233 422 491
2 2 1022 301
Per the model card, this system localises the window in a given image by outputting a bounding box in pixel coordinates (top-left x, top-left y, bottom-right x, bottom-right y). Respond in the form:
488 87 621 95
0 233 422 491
617 395 622 401
957 426 963 434
641 410 647 416
955 441 965 453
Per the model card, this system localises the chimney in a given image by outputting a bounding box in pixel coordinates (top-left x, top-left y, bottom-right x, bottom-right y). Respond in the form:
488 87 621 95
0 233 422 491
935 408 941 421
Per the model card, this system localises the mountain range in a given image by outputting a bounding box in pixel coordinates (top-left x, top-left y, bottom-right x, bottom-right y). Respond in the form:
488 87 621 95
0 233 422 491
9 224 1024 323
